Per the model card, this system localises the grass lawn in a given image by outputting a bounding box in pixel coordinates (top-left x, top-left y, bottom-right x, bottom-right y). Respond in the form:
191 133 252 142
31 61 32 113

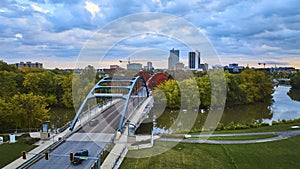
187 134 276 140
0 135 37 168
121 135 300 169
189 122 300 134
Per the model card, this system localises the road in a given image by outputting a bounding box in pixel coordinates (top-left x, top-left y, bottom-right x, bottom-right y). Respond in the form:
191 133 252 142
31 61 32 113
158 130 300 144
28 97 139 169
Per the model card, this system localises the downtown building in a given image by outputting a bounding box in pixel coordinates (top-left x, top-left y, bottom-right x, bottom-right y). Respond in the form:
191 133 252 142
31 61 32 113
188 50 201 70
168 48 180 70
188 50 208 72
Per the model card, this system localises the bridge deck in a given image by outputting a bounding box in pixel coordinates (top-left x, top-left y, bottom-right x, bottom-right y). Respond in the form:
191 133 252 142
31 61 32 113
101 96 153 169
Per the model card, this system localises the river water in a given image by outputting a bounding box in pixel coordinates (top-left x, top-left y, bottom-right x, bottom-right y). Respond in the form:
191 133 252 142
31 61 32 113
136 85 300 134
264 85 300 123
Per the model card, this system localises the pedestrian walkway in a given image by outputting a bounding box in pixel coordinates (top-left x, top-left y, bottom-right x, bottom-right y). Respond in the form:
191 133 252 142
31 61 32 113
158 130 300 144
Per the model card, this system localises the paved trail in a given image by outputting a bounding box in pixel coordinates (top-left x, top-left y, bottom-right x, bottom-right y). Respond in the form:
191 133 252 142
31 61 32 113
158 130 300 144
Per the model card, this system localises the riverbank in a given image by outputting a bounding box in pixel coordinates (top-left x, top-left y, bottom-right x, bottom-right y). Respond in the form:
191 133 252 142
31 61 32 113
121 134 300 169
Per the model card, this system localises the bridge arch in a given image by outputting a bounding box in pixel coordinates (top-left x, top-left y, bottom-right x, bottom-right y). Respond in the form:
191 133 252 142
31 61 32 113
69 75 149 132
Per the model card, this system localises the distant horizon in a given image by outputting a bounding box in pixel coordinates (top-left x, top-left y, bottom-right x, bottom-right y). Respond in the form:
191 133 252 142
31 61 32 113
5 59 298 70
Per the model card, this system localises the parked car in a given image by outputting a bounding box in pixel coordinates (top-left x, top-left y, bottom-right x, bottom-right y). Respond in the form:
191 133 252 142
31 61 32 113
72 149 89 165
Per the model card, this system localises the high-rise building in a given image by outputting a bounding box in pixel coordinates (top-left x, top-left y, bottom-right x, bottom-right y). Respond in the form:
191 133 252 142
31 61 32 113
146 61 153 70
168 48 180 70
188 50 201 70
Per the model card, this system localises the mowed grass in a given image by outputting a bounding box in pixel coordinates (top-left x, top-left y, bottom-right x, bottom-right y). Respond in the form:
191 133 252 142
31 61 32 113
0 136 37 168
120 135 300 169
188 134 276 140
192 122 300 134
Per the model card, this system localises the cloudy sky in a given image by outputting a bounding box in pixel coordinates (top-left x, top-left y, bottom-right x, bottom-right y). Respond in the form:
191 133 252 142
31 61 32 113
0 0 300 69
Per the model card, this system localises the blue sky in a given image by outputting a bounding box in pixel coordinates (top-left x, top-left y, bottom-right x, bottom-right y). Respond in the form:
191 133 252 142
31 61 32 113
0 0 300 69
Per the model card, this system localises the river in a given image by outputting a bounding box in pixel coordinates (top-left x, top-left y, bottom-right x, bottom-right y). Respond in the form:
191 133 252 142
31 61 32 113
136 85 300 134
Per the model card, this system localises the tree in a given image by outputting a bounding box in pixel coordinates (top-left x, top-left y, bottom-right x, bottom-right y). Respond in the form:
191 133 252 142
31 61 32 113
196 75 211 108
291 71 300 89
23 72 58 106
62 74 73 108
9 93 50 129
178 78 200 109
0 98 14 132
154 79 180 109
0 71 18 98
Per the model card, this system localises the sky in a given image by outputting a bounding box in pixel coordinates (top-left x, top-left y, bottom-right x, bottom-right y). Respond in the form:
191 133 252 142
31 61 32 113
0 0 300 69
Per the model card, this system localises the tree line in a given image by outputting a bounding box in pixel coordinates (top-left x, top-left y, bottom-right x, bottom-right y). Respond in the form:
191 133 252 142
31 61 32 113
154 68 274 109
0 61 99 132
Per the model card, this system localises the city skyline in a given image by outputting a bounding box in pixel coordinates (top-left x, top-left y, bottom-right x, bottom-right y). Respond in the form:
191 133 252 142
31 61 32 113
1 1 300 69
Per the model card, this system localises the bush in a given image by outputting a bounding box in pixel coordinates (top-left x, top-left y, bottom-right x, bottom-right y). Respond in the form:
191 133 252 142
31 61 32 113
216 122 224 131
261 123 270 126
23 135 40 145
272 121 279 125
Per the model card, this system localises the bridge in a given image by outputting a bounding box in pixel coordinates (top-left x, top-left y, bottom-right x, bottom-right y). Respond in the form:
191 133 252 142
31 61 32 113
15 72 168 169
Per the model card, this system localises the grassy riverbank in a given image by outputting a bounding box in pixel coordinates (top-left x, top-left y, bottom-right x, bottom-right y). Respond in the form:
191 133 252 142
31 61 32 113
121 135 300 169
0 135 37 168
187 134 276 140
190 119 300 134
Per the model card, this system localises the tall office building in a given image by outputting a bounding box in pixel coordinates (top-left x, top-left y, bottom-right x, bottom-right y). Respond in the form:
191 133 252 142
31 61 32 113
168 48 179 70
146 61 153 70
188 50 201 70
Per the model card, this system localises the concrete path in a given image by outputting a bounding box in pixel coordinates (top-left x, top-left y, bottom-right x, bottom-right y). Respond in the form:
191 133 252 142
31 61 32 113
158 130 300 144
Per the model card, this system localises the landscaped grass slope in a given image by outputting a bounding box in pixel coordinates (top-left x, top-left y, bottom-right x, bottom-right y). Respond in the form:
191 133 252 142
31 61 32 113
121 135 300 169
0 136 37 168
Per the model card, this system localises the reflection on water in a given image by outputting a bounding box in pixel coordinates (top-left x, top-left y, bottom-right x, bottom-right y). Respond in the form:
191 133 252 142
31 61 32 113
264 85 300 123
288 88 300 102
138 85 300 133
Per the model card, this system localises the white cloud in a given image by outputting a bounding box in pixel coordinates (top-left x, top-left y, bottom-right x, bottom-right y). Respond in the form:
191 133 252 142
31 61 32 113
0 9 6 13
31 4 49 14
85 1 101 18
15 33 23 39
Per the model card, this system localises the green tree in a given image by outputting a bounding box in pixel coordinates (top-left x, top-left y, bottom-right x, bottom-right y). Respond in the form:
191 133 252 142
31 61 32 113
0 98 14 132
178 78 200 109
196 75 211 107
154 79 180 109
9 93 50 129
291 71 300 89
23 72 57 105
62 74 73 108
0 71 18 98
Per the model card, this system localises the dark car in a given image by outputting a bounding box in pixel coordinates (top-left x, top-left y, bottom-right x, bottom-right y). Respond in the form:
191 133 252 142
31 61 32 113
72 149 89 165
89 119 99 126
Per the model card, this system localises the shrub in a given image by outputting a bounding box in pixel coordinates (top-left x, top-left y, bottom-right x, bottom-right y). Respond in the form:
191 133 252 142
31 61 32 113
261 123 270 126
23 136 40 145
272 121 279 125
